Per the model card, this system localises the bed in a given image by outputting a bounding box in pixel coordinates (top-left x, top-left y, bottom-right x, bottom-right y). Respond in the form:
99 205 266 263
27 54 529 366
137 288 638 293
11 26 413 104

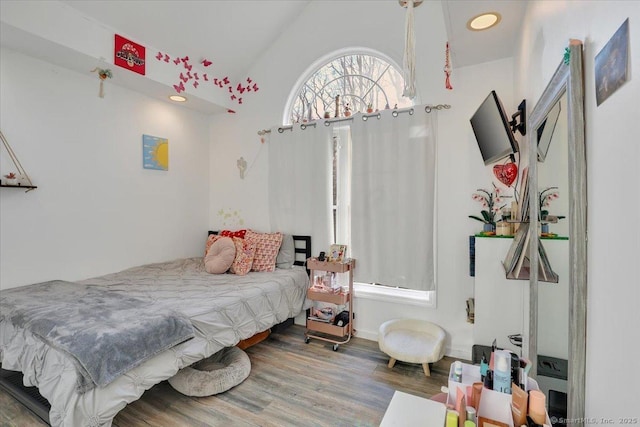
0 233 311 426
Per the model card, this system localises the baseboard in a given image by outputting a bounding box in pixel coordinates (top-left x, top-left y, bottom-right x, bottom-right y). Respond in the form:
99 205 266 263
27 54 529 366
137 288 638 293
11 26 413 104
345 328 472 361
353 328 378 342
446 345 472 362
296 320 473 361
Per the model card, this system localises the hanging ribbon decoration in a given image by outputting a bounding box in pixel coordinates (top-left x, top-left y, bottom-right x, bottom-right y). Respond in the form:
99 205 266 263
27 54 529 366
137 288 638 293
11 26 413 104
402 0 417 99
444 42 453 90
91 68 112 98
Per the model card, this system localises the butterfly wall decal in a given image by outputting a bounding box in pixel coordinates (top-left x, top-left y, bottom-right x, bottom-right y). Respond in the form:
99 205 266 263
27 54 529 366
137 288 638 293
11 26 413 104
173 81 185 93
159 51 261 107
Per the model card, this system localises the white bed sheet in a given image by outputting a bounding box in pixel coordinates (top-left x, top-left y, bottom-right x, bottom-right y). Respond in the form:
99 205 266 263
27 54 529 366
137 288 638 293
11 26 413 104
0 258 309 426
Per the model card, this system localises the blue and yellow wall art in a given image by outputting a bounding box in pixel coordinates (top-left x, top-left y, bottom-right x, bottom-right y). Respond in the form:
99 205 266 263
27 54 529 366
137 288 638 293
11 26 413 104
142 134 169 171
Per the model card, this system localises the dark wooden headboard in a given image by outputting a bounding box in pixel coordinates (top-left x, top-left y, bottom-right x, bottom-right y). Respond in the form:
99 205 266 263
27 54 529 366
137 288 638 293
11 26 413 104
208 231 311 267
291 235 312 267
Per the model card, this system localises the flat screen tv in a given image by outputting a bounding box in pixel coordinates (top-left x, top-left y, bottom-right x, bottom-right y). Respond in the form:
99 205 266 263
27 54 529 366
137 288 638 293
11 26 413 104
470 90 519 165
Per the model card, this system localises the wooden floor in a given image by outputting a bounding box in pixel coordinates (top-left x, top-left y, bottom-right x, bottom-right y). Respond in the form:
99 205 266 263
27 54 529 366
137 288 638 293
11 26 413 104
0 325 457 427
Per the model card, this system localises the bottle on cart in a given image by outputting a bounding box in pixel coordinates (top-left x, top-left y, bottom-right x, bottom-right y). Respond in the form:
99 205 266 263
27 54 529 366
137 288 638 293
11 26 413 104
480 353 489 380
492 350 511 394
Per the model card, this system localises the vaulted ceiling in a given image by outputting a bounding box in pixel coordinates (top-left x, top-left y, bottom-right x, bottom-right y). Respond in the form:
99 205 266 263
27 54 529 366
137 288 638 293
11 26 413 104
61 0 525 72
60 0 313 80
1 1 526 113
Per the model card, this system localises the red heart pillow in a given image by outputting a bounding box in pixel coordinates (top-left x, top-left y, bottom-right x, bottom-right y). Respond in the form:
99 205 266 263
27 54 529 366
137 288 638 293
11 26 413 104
493 163 518 187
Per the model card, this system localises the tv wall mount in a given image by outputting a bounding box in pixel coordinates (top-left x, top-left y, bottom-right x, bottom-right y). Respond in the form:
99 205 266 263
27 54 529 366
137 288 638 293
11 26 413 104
510 100 527 136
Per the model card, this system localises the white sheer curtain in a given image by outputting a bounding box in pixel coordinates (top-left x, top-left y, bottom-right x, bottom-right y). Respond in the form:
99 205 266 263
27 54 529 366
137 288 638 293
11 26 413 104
268 123 333 257
350 107 437 291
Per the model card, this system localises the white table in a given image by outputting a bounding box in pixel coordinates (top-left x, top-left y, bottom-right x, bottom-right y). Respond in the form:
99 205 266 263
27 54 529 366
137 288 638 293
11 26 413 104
380 390 446 426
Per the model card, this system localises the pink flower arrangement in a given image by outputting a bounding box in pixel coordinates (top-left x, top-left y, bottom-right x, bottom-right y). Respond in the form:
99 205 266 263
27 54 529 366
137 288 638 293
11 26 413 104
539 187 561 220
469 185 506 226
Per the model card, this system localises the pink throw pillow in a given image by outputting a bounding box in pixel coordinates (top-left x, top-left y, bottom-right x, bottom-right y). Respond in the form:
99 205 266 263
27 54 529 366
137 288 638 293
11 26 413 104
204 234 221 256
204 236 236 274
229 237 256 276
245 230 283 272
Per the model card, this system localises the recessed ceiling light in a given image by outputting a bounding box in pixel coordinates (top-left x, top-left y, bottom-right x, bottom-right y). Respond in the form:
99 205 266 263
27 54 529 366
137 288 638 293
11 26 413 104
169 95 187 102
467 12 501 31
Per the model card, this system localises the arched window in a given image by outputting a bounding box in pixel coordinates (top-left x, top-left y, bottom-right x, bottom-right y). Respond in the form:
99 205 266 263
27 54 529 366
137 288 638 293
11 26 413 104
286 51 414 125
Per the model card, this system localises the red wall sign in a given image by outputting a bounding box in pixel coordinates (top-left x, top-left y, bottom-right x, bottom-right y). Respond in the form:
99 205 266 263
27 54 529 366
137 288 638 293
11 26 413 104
114 34 146 75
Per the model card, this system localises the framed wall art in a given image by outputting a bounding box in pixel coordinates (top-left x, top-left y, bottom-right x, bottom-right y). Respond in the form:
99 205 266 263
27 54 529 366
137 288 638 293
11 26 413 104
142 134 169 171
595 18 630 106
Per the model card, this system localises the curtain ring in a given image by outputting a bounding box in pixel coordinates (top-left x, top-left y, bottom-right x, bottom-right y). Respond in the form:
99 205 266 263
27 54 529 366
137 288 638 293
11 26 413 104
324 120 331 127
377 113 381 120
409 108 415 115
425 105 432 113
362 115 368 121
392 110 399 117
278 127 284 133
300 124 307 130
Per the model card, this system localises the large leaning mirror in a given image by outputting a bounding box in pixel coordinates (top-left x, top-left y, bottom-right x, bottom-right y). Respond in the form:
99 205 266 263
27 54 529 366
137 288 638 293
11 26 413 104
528 39 586 421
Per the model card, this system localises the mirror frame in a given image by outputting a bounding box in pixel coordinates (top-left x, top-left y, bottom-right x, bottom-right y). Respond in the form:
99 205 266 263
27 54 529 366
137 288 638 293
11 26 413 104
527 40 586 419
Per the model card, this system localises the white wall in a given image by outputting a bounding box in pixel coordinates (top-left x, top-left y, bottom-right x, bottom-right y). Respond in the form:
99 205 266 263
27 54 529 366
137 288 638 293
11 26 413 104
516 0 639 416
1 2 515 359
0 47 211 289
207 1 517 359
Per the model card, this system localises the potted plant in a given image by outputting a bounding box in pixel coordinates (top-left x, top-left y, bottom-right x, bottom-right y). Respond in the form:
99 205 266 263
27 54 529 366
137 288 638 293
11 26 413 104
3 172 18 186
469 185 506 233
366 103 374 114
343 103 351 117
539 187 565 233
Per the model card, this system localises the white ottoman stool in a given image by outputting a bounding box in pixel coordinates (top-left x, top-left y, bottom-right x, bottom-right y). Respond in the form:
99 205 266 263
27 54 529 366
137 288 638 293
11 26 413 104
378 319 446 376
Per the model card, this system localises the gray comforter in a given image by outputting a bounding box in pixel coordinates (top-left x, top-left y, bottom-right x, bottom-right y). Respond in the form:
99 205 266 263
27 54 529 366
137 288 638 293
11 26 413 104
0 258 309 427
0 280 194 393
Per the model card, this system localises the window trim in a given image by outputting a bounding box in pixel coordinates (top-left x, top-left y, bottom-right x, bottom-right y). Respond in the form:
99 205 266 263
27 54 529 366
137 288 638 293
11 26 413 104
282 47 418 125
353 282 436 308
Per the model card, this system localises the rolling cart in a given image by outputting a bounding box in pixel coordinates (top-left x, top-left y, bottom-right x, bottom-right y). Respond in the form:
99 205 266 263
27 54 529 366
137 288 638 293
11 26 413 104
304 257 355 351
